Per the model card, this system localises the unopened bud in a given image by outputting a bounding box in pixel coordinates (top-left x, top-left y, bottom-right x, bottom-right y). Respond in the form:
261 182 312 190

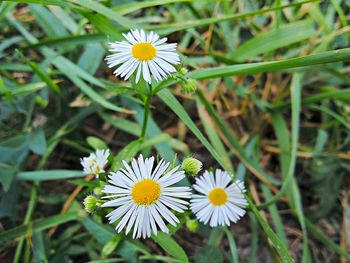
182 79 197 94
181 157 202 176
186 219 199 232
83 195 98 213
180 67 188 75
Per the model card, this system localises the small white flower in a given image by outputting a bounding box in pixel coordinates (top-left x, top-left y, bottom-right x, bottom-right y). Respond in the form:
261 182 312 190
101 155 191 239
80 149 110 177
190 169 247 227
105 29 180 84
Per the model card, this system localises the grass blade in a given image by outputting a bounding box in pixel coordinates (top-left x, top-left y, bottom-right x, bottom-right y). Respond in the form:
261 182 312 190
190 48 350 80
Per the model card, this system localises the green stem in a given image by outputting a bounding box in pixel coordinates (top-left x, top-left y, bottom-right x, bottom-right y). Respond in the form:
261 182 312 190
13 184 38 263
140 85 152 141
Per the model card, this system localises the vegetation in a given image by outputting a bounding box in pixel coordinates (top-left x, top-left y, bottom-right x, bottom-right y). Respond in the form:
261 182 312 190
0 0 350 262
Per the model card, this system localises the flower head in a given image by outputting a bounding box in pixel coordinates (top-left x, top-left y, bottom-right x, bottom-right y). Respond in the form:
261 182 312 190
105 29 180 84
80 149 110 177
190 169 247 227
101 155 191 239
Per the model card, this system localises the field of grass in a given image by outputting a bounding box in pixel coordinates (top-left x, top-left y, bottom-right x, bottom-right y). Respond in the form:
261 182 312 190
1 0 350 262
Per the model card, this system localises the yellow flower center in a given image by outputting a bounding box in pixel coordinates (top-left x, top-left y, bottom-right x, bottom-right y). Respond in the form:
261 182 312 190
131 179 161 205
208 188 228 206
132 42 157 61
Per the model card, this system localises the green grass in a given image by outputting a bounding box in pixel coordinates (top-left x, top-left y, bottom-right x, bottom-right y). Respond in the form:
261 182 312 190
1 0 350 262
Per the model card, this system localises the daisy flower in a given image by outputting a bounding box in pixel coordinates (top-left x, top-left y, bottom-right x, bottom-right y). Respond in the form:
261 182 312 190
101 155 191 239
105 29 180 84
80 149 110 178
190 169 247 227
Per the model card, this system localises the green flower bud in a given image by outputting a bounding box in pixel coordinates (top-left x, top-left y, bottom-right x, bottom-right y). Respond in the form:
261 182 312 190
83 195 98 213
181 79 197 94
180 67 188 75
186 219 199 232
181 157 202 176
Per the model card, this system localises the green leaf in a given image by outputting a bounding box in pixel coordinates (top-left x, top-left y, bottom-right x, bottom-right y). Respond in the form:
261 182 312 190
196 98 233 172
232 20 315 61
152 232 189 263
17 170 85 181
111 140 142 171
87 136 108 150
189 48 350 80
305 218 350 261
246 197 294 263
149 0 317 35
102 236 123 257
32 231 48 263
157 89 225 169
194 245 222 263
27 128 47 155
0 165 17 192
81 217 114 245
25 34 106 51
223 228 239 263
67 0 136 28
0 212 80 242
29 4 68 38
4 0 73 7
196 89 280 185
271 74 310 262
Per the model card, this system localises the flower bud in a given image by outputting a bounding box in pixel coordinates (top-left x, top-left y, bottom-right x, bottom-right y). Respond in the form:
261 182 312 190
181 157 202 176
180 67 188 75
186 219 199 232
181 79 197 94
83 195 98 213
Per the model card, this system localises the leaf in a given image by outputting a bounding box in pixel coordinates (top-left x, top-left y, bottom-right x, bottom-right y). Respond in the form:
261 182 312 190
223 228 239 263
149 0 317 35
0 212 80 243
157 89 225 169
196 89 280 185
196 98 233 172
189 48 350 80
231 20 315 61
81 217 114 245
32 231 48 263
246 197 294 263
270 74 310 262
78 43 105 75
29 4 68 38
67 0 136 28
61 71 131 114
0 165 17 192
25 34 106 52
111 140 142 171
152 232 189 263
87 136 108 150
305 218 350 261
102 236 123 257
17 170 85 181
16 50 61 94
194 245 222 263
28 128 47 155
4 0 73 7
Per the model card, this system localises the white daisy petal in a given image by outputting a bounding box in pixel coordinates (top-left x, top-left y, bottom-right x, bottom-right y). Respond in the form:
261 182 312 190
154 37 168 46
123 32 137 45
190 169 247 227
142 61 151 83
105 29 180 83
101 155 191 239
